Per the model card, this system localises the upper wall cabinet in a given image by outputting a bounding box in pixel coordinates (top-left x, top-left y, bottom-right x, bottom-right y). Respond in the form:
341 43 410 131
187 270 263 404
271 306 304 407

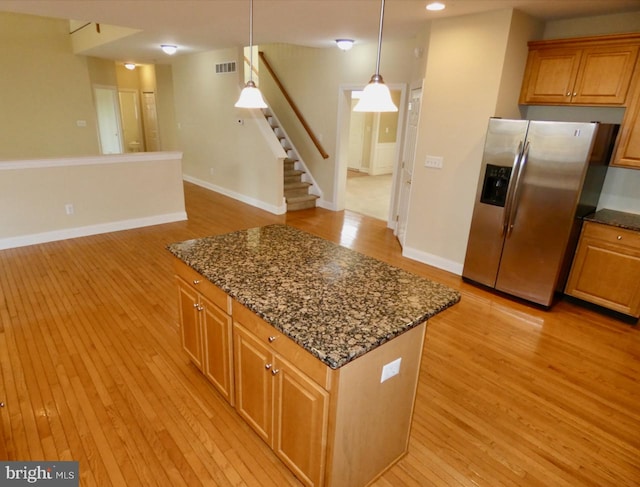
519 34 640 106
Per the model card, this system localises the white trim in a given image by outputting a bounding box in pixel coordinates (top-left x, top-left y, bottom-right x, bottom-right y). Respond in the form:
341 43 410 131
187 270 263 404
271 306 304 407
184 174 287 215
401 245 463 276
0 212 187 250
0 151 184 170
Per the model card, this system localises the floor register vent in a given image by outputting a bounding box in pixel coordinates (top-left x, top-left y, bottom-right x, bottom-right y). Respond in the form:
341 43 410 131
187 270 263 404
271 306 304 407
215 61 237 74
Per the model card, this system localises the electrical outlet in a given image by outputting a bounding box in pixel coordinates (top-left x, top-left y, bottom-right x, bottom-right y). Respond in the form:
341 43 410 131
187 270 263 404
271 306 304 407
65 204 74 215
425 155 443 169
380 358 402 383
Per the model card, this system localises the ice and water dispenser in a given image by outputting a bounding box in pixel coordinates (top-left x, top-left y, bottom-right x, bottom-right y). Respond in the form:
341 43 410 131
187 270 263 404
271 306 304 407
480 164 512 207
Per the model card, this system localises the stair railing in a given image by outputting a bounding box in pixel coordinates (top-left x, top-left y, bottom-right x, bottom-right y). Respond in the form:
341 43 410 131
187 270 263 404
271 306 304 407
258 51 329 159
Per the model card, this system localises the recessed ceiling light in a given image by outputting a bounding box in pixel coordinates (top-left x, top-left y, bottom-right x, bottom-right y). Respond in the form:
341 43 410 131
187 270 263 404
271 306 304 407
160 44 178 55
426 2 446 11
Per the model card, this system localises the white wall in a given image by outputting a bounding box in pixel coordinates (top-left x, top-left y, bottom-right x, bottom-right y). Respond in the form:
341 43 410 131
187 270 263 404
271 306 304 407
171 48 286 213
403 9 541 274
0 153 186 249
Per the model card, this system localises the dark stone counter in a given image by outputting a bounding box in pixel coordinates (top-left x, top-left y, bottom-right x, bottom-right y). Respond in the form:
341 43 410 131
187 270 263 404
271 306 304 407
167 224 460 369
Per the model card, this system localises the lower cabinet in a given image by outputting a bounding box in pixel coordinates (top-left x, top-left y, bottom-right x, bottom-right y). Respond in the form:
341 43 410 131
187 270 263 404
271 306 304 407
173 258 427 487
174 260 234 404
566 221 640 318
233 309 329 487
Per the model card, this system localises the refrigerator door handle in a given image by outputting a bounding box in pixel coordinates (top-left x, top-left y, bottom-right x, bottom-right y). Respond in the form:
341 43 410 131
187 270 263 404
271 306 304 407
506 141 530 237
501 140 523 236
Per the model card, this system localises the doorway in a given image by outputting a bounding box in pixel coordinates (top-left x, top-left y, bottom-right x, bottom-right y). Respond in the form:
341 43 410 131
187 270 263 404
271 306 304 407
93 86 123 154
118 90 144 153
337 85 406 225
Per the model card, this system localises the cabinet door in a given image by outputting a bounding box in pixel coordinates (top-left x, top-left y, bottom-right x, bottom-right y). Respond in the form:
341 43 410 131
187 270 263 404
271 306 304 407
566 226 640 317
273 357 329 487
572 45 639 105
520 48 581 104
233 324 273 444
176 278 203 369
612 70 640 168
201 296 234 404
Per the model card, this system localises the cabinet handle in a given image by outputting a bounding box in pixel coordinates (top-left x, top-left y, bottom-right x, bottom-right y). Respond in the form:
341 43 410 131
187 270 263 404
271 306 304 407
271 369 280 376
617 235 622 240
193 303 199 308
193 279 200 285
268 336 277 343
265 363 272 370
573 92 577 97
197 305 204 311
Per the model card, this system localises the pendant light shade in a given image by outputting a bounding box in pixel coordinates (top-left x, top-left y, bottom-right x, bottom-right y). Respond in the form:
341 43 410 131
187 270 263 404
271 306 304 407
354 0 398 112
235 0 267 109
235 80 267 108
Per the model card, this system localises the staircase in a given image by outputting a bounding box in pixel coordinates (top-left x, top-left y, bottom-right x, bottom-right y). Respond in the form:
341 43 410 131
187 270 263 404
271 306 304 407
263 109 319 212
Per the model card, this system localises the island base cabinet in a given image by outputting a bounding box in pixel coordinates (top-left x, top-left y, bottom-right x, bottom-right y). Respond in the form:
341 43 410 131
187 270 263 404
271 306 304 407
325 323 426 487
174 259 234 405
234 322 329 487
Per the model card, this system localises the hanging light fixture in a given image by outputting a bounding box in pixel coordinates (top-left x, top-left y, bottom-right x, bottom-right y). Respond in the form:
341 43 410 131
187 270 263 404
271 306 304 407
354 0 397 112
235 0 267 109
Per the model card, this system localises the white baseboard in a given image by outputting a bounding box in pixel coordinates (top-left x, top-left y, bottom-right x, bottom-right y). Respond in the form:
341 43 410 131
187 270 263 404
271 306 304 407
184 175 287 215
402 245 463 276
0 212 188 250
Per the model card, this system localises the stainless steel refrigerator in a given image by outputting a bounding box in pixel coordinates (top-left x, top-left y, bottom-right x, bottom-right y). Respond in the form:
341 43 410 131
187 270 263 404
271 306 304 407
462 118 618 307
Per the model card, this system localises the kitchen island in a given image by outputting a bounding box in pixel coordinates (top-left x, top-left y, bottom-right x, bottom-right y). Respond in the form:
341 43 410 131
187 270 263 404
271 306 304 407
167 224 460 487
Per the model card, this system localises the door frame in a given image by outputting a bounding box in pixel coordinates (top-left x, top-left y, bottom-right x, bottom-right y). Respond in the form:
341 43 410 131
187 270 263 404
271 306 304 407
335 83 407 228
93 84 123 155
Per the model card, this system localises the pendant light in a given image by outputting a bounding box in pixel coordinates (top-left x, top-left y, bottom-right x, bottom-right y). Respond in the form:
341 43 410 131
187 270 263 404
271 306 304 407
354 0 398 112
235 0 267 109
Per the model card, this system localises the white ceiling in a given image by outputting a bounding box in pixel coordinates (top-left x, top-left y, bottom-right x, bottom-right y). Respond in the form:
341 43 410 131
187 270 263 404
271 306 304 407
1 0 639 64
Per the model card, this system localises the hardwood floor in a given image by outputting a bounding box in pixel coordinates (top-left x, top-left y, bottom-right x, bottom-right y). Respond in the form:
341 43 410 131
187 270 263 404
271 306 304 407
1 181 638 486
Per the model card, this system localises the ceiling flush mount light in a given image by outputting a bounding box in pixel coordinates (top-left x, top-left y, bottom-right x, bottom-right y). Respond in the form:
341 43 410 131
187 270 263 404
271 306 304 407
160 44 177 55
354 0 397 112
426 2 446 11
235 0 267 109
335 39 355 51
124 62 136 70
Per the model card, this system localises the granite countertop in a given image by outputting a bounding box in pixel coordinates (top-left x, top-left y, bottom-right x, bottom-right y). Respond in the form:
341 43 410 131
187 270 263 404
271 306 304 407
585 209 640 232
167 224 460 369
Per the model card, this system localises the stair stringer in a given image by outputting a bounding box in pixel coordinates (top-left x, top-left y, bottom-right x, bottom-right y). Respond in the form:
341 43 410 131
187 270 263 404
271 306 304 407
262 107 324 205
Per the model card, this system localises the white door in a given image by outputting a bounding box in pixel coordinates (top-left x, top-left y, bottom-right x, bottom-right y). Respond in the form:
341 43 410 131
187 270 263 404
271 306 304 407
94 86 123 154
142 91 161 151
119 90 144 152
395 88 421 248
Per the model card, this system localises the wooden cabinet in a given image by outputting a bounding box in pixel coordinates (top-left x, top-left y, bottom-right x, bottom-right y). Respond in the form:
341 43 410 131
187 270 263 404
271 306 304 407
612 65 640 168
520 34 640 106
566 222 640 318
173 259 429 487
233 303 329 487
174 259 234 404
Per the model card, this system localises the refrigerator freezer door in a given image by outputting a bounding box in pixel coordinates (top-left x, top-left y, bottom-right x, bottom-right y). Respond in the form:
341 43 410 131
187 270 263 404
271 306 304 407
495 121 597 306
463 119 529 287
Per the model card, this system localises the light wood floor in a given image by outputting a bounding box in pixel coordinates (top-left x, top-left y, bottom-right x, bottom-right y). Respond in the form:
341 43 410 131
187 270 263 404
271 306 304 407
1 182 638 486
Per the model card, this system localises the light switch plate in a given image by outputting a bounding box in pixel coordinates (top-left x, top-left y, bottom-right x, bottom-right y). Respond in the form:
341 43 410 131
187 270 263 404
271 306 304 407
380 358 402 383
425 155 443 169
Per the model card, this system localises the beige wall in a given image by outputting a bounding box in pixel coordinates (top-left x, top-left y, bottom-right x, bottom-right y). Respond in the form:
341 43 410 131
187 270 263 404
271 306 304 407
403 9 539 273
0 153 186 249
260 38 418 204
171 47 285 212
0 12 100 159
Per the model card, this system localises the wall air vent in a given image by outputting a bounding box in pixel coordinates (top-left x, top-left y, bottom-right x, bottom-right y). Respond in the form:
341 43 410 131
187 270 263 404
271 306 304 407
215 62 237 74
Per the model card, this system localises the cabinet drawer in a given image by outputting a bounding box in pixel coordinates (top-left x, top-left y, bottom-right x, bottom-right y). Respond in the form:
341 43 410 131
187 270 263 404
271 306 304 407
233 302 332 391
582 221 640 249
172 258 231 313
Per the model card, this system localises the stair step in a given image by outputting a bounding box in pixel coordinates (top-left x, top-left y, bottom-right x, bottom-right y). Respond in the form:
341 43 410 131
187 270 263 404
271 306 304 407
286 194 319 211
284 169 304 177
284 181 312 198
